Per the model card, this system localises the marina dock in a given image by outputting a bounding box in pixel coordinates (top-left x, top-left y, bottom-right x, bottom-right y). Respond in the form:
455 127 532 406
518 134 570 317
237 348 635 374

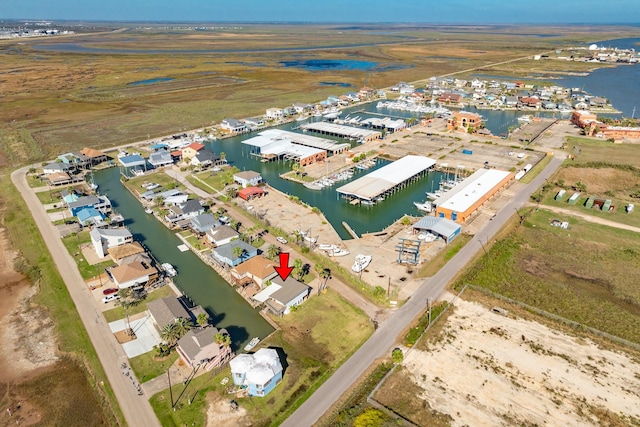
300 121 382 142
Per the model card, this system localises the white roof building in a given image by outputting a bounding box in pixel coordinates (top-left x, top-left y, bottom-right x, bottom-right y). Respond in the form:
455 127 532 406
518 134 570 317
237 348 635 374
337 155 436 202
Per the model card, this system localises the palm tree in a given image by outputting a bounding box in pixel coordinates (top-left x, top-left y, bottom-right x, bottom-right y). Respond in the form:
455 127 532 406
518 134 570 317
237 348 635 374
214 332 231 347
293 258 304 281
292 229 303 245
173 317 193 340
266 244 280 260
196 312 209 328
161 323 180 346
232 245 246 262
116 287 140 336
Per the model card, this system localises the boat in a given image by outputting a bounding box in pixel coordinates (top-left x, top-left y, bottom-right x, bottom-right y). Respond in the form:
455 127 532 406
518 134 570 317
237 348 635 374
244 337 260 351
413 201 432 213
421 232 437 243
145 208 153 214
296 115 309 122
329 248 350 257
161 263 177 277
303 181 324 191
351 254 372 273
426 191 443 200
517 115 532 124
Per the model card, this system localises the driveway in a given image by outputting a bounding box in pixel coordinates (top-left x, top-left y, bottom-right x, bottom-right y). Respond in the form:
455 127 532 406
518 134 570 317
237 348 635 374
109 312 162 358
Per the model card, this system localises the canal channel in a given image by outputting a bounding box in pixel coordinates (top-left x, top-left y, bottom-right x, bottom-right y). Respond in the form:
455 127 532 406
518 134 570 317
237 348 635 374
94 167 275 350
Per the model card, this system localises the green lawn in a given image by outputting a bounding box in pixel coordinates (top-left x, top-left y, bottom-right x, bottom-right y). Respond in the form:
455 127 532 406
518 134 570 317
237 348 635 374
566 136 640 167
61 231 115 279
193 167 240 192
130 351 179 383
150 289 373 426
103 285 175 322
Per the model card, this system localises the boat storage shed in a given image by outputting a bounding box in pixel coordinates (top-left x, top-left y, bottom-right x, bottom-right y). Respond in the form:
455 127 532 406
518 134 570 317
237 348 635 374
336 155 436 203
412 216 461 244
434 168 514 223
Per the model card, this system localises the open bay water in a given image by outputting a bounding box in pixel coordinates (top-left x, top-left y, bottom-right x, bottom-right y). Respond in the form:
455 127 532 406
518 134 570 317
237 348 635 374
94 167 274 350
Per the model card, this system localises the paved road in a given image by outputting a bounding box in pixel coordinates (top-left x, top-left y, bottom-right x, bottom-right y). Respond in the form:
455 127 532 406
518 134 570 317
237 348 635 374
11 167 161 427
281 155 565 427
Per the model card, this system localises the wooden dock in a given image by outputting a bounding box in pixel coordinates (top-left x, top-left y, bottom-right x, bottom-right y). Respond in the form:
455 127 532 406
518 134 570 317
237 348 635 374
342 221 359 239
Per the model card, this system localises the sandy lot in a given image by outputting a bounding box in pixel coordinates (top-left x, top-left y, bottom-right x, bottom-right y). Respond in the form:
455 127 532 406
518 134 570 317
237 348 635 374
386 299 640 426
205 396 252 427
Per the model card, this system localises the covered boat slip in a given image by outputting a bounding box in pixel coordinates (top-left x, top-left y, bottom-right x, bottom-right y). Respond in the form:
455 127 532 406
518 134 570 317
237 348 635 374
300 121 382 142
241 131 327 165
336 155 436 204
259 129 350 154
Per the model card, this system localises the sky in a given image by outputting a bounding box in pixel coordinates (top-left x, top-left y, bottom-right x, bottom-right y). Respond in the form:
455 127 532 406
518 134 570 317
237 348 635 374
2 0 639 24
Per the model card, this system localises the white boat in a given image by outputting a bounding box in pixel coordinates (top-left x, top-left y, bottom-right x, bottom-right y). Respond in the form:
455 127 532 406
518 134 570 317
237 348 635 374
161 263 177 277
421 233 437 243
304 182 324 191
244 337 260 351
329 248 350 257
426 191 443 200
296 115 309 122
145 208 153 214
518 115 532 124
351 254 372 273
413 201 432 213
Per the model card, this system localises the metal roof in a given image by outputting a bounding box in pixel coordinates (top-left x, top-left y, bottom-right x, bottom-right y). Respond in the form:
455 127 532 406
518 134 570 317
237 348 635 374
413 216 461 239
336 155 436 201
300 122 382 140
434 169 512 213
259 129 349 152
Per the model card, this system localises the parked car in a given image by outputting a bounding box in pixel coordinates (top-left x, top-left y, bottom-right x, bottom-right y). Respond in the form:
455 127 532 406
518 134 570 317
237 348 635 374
102 294 120 304
276 236 288 245
102 288 118 295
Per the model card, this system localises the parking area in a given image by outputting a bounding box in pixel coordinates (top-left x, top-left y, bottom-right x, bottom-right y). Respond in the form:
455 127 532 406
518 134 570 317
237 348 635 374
108 311 161 358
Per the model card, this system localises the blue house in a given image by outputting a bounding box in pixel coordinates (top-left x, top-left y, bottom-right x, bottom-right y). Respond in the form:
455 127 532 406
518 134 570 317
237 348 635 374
190 213 219 234
229 348 283 397
212 240 257 267
77 207 105 226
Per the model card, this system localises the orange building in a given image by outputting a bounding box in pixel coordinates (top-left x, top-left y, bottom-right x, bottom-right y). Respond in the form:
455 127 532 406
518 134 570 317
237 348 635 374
447 111 483 132
434 169 515 223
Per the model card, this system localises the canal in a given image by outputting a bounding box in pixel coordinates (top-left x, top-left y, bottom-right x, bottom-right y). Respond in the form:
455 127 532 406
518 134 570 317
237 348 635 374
94 167 275 351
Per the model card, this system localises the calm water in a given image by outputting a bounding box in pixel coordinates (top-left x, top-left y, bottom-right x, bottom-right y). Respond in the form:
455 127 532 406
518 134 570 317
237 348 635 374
206 115 445 240
128 77 175 86
280 59 379 71
94 167 274 351
556 37 640 118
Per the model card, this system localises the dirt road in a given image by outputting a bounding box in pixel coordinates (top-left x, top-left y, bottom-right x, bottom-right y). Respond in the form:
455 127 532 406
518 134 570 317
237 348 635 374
11 167 161 427
541 204 640 233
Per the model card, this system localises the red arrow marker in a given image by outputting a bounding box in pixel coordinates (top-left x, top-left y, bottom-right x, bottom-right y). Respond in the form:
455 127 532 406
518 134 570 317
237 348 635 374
274 252 293 281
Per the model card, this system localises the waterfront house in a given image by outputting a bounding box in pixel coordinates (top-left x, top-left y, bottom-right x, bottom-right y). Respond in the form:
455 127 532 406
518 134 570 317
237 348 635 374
520 96 542 108
231 255 278 289
191 149 220 169
46 171 74 186
438 93 462 104
252 276 311 316
43 162 72 175
181 142 205 161
234 171 262 188
542 102 557 110
79 147 109 166
205 225 239 247
67 195 111 217
177 327 234 371
190 213 218 234
165 199 205 224
107 241 146 265
76 207 105 227
149 150 173 168
292 103 312 113
503 96 519 107
589 97 608 108
148 296 192 331
212 240 257 267
244 117 265 130
229 348 283 397
573 101 589 110
109 261 158 289
90 227 134 259
447 111 483 132
265 108 284 120
221 118 247 134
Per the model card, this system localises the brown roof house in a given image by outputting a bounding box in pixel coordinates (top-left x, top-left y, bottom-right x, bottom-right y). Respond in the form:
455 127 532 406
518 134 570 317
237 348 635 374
176 327 234 371
252 276 311 316
231 255 278 288
109 261 158 289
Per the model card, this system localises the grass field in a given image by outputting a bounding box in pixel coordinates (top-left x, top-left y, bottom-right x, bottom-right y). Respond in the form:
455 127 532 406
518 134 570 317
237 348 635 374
455 207 640 344
130 351 179 384
0 173 123 425
150 288 373 426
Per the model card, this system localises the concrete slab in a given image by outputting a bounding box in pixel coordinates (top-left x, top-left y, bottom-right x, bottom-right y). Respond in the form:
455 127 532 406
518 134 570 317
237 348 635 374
109 312 161 358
